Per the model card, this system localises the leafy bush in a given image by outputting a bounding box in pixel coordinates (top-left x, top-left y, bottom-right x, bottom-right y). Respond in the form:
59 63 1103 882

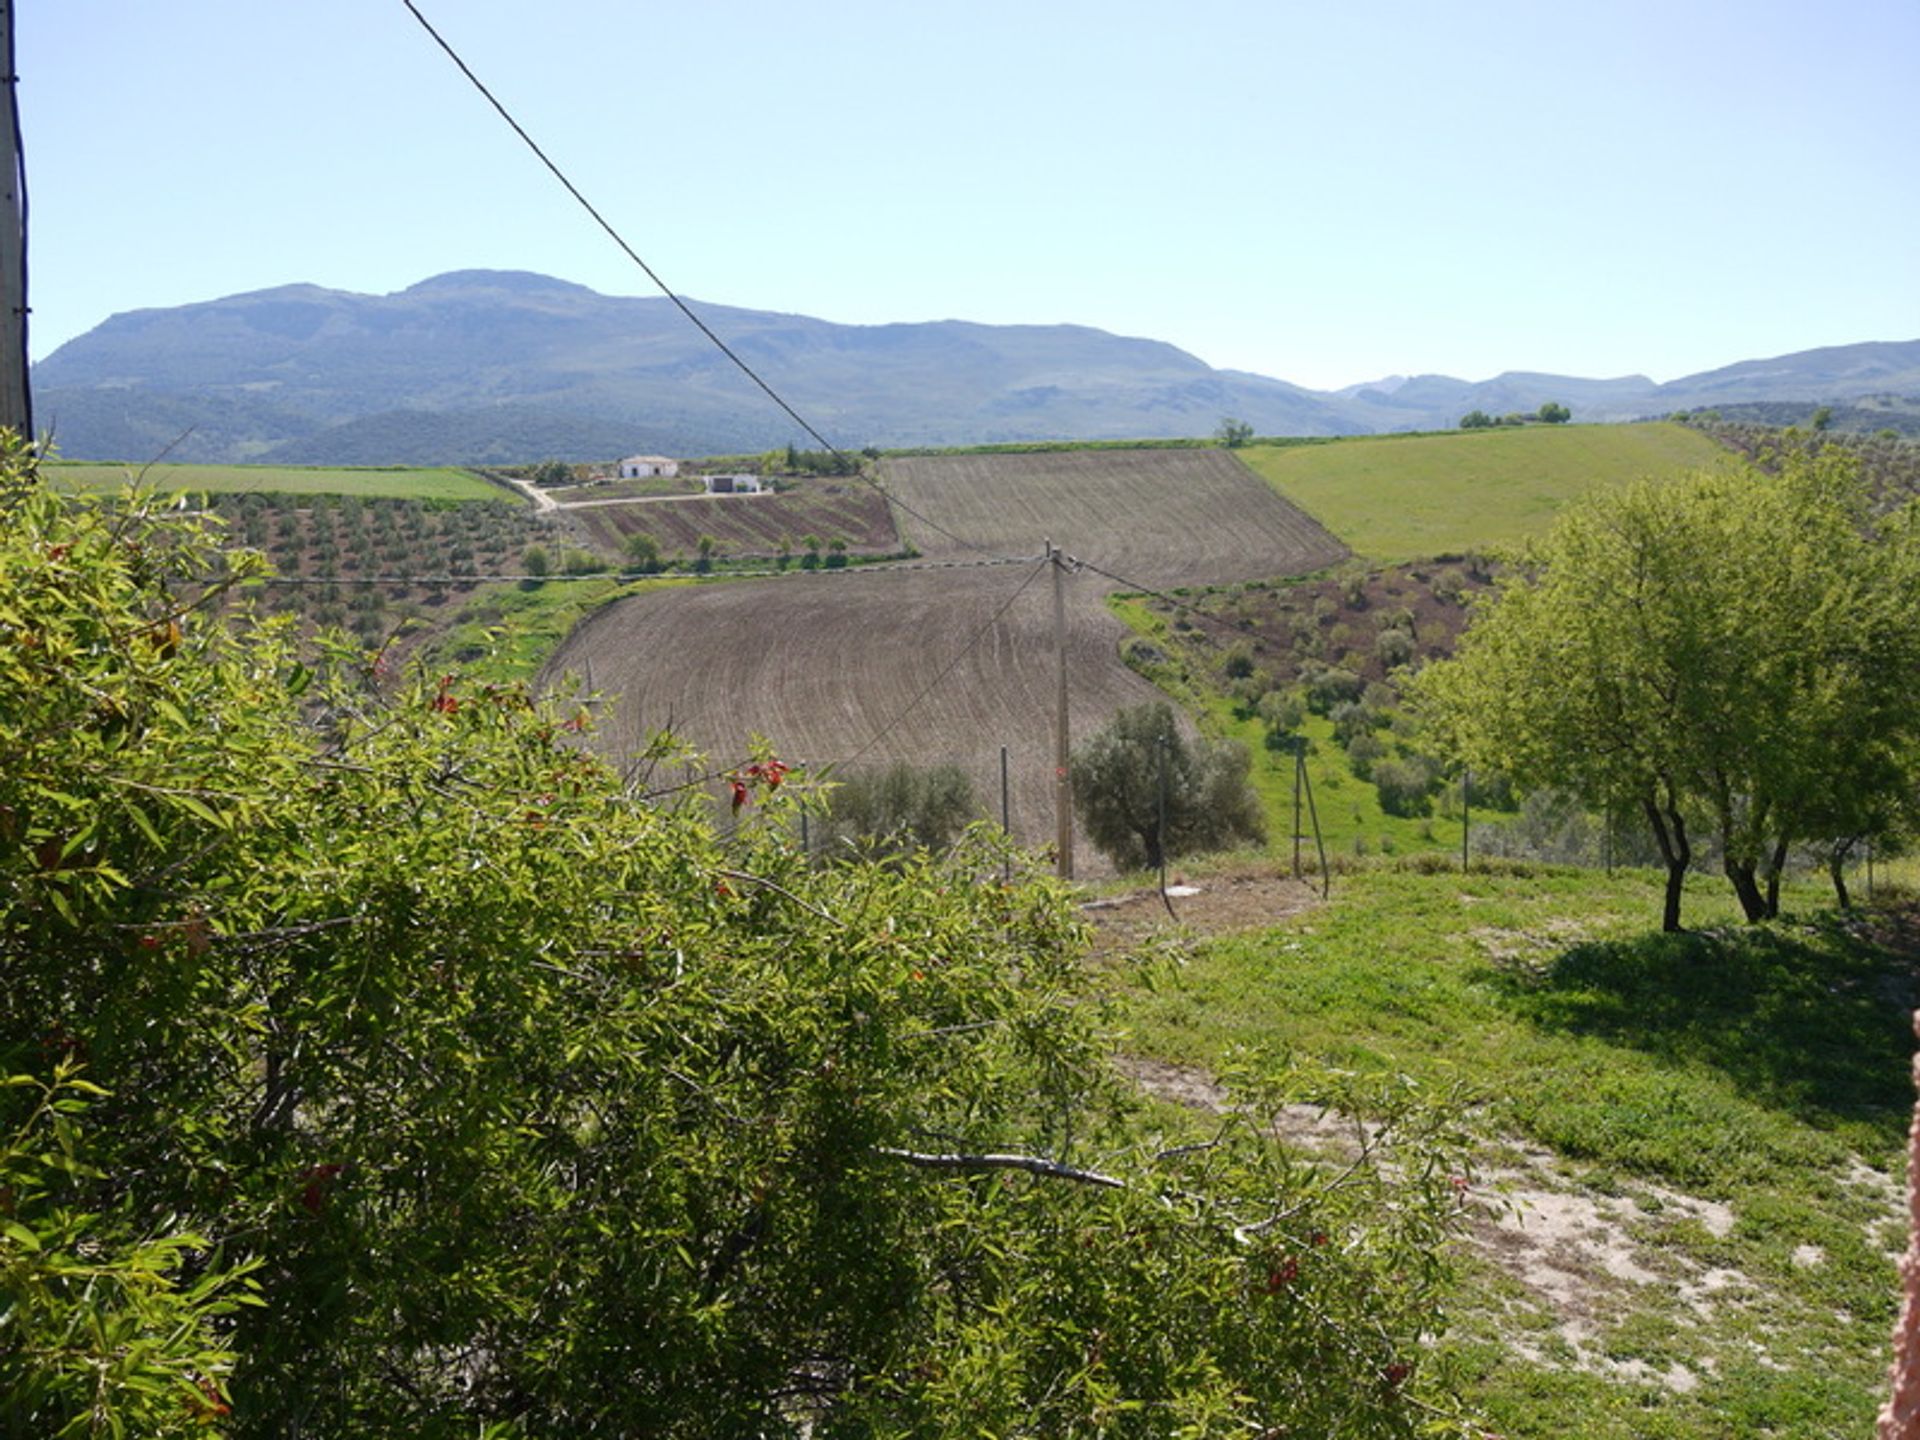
1346 732 1386 779
1300 662 1365 715
820 761 978 858
1374 754 1442 817
0 446 1475 1437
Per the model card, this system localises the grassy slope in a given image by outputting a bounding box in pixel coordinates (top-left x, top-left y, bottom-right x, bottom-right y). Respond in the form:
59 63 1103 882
1109 594 1462 860
46 460 508 501
1115 865 1911 1437
1237 422 1733 563
425 576 689 686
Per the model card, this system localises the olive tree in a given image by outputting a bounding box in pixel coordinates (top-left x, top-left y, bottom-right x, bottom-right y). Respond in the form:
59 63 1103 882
1071 702 1266 872
1416 451 1920 930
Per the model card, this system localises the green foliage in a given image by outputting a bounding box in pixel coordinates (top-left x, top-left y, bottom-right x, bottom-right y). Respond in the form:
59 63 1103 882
1458 410 1494 430
623 530 665 573
819 761 978 859
522 543 551 576
2 1067 259 1438
44 460 503 501
1536 400 1572 424
0 444 1474 1436
1071 702 1267 871
1372 754 1441 817
1416 451 1920 928
529 458 574 487
1215 416 1255 448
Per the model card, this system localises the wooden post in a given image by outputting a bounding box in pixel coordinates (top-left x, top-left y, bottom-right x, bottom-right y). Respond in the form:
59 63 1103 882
1000 743 1011 885
1156 733 1170 910
0 0 28 440
1051 541 1073 881
1291 745 1303 880
1461 767 1471 874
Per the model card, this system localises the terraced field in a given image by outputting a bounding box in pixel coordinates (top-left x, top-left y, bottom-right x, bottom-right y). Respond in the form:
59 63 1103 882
547 449 1347 869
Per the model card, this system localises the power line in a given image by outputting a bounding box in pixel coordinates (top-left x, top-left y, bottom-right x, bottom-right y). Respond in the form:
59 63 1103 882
397 1 1004 561
835 553 1049 768
249 551 1042 588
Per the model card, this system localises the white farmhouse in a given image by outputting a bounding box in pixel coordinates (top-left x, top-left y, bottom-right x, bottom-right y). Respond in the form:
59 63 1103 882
618 455 679 479
702 473 764 495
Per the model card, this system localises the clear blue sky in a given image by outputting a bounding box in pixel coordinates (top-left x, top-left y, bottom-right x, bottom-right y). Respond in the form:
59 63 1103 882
26 0 1920 391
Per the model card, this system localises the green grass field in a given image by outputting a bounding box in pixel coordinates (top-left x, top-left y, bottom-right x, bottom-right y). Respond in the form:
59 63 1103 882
45 460 510 502
1237 422 1733 563
426 575 689 686
1115 864 1910 1437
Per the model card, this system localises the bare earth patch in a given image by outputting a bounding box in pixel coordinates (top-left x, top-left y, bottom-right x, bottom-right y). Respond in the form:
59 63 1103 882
1081 869 1321 959
1112 1053 1784 1394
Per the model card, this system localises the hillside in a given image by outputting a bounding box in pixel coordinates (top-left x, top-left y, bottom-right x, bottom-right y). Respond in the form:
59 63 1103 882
1238 421 1733 562
35 270 1357 463
542 449 1347 871
34 269 1920 463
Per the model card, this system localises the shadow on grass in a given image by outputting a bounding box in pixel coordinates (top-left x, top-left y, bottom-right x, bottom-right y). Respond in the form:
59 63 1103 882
1500 908 1920 1136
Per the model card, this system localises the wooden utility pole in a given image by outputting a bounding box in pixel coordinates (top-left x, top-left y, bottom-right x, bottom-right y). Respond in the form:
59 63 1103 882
0 0 27 439
1049 540 1073 880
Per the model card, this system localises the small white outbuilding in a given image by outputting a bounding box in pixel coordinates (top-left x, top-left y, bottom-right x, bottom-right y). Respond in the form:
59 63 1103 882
618 455 679 479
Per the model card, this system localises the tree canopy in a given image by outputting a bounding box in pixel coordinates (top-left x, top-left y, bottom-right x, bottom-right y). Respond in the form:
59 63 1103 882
1416 448 1920 930
1 439 1475 1437
1070 702 1266 872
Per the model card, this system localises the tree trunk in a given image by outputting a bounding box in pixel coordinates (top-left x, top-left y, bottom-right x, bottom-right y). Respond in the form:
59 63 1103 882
1643 792 1691 934
1763 835 1791 919
1831 849 1853 910
1724 856 1770 923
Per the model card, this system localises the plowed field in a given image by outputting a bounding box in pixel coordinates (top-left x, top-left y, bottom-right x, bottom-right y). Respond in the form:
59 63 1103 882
569 481 899 563
545 450 1347 872
880 448 1347 585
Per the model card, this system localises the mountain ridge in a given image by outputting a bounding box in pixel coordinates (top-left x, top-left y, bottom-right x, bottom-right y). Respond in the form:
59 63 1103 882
34 271 1920 464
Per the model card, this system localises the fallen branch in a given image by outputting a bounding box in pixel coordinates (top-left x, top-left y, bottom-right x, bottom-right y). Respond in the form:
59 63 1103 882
875 1147 1125 1189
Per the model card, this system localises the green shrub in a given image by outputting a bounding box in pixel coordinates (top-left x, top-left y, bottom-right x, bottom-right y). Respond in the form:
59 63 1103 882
0 444 1474 1437
820 761 978 859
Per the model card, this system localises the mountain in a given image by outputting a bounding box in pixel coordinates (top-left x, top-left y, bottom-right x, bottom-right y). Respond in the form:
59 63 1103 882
34 271 1358 463
32 271 1920 463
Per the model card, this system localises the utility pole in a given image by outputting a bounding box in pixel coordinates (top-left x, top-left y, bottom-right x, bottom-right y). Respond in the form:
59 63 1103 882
1049 540 1073 881
0 0 28 440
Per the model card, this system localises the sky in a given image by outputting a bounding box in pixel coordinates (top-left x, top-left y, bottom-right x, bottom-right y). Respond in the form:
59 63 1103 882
24 0 1920 392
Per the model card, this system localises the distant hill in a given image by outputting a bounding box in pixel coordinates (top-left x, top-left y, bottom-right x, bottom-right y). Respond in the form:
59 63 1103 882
32 270 1920 463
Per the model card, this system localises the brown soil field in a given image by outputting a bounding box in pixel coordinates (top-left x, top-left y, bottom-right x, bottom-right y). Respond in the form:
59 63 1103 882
545 563 1178 866
546 450 1350 874
569 481 899 564
880 449 1348 586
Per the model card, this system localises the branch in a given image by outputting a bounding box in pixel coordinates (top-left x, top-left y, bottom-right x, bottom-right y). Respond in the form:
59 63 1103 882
713 867 844 927
875 1147 1125 1189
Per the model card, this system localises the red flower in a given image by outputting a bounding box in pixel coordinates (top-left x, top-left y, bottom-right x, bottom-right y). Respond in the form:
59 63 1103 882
1263 1257 1300 1293
1383 1361 1411 1388
295 1162 347 1216
729 779 750 813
